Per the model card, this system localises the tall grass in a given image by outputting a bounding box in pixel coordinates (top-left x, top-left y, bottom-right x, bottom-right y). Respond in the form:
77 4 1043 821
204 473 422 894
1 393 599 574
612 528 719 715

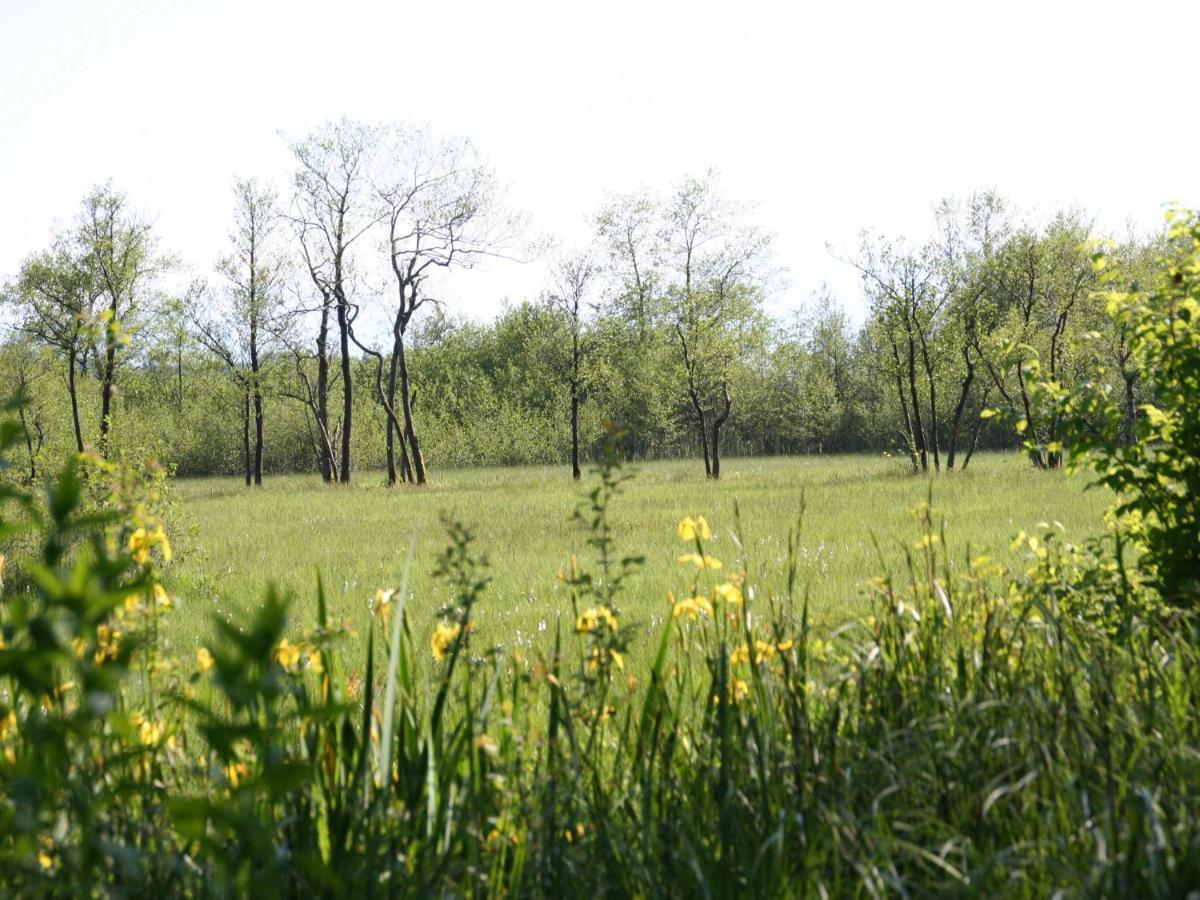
1 424 1197 896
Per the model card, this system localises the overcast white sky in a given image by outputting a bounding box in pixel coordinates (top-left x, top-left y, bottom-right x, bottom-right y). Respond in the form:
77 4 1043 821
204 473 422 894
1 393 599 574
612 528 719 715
2 0 1197 325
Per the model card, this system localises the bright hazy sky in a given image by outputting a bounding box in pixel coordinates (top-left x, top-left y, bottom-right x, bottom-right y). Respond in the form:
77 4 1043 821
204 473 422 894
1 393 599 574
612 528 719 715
2 0 1197 324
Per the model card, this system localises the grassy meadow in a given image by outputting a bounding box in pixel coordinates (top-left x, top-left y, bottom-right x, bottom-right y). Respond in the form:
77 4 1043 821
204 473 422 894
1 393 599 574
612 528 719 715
165 451 1110 671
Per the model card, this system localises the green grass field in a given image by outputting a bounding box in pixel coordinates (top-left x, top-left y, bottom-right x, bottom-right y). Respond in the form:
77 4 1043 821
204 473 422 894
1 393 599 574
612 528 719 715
164 451 1110 672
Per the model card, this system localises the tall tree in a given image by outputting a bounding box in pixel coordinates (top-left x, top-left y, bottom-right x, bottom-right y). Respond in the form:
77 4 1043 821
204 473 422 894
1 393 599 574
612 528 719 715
545 250 597 479
195 178 286 486
372 125 518 485
290 120 381 484
661 171 771 479
10 239 99 452
76 183 160 451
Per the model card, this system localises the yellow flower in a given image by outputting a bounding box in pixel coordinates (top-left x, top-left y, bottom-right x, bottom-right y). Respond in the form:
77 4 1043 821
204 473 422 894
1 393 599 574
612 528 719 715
152 583 172 608
38 850 53 870
754 640 776 664
777 639 794 652
274 639 301 671
677 553 722 570
307 647 324 674
575 606 618 633
197 647 214 672
0 711 17 741
128 525 171 566
226 761 249 788
373 589 396 626
0 553 6 587
730 676 750 704
730 643 750 665
672 595 713 622
713 582 743 606
677 516 712 542
431 621 462 661
139 719 164 746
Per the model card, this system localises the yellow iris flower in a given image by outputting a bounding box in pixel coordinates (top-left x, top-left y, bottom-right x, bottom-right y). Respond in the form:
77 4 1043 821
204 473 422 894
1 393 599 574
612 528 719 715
677 553 722 570
677 516 712 542
431 621 462 661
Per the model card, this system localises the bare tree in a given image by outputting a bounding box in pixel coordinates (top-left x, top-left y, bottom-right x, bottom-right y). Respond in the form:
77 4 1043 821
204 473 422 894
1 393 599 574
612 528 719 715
373 125 520 485
545 250 597 479
289 120 382 484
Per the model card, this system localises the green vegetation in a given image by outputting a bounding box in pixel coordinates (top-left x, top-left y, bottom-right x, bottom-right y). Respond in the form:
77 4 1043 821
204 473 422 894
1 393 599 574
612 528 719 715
1 212 1198 896
166 453 1108 665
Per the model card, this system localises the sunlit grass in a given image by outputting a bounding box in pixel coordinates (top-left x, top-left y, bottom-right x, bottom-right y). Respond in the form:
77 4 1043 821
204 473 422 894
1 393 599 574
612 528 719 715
166 451 1109 671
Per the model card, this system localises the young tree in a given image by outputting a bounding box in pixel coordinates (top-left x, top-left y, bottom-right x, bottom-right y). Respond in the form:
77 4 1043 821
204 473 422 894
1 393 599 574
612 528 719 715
10 239 99 452
290 120 382 484
661 171 771 479
854 236 941 471
76 183 161 450
545 250 597 479
194 179 286 486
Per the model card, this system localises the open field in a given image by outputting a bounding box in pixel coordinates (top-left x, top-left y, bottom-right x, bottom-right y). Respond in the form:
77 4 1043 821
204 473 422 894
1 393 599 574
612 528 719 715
165 451 1111 671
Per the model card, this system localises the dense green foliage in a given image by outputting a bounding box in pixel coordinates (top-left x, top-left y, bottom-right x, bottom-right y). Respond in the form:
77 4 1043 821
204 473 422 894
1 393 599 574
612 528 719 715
1 220 1198 896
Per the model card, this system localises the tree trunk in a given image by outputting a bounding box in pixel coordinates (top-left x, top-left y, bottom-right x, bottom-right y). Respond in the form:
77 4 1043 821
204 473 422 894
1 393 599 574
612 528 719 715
316 302 333 482
242 386 252 487
67 346 84 453
396 333 426 485
690 390 711 477
336 297 353 484
253 386 264 486
570 378 581 480
99 327 116 451
710 382 732 481
905 330 928 472
918 332 940 471
889 337 920 471
570 331 581 479
945 346 975 471
961 388 991 472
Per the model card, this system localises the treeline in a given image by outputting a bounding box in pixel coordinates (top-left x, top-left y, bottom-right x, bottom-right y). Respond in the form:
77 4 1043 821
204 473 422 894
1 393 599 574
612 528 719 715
0 120 1164 483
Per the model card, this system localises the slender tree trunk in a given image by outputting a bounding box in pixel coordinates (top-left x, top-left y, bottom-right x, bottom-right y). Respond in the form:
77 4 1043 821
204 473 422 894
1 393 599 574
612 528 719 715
316 302 333 482
242 386 252 487
385 330 403 485
570 332 581 480
945 346 975 471
570 378 581 480
336 297 353 484
253 386 264 486
710 382 732 481
918 333 940 471
961 388 991 471
905 330 928 471
99 324 117 450
889 337 920 471
67 346 84 453
689 389 711 477
396 333 426 484
250 313 264 485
